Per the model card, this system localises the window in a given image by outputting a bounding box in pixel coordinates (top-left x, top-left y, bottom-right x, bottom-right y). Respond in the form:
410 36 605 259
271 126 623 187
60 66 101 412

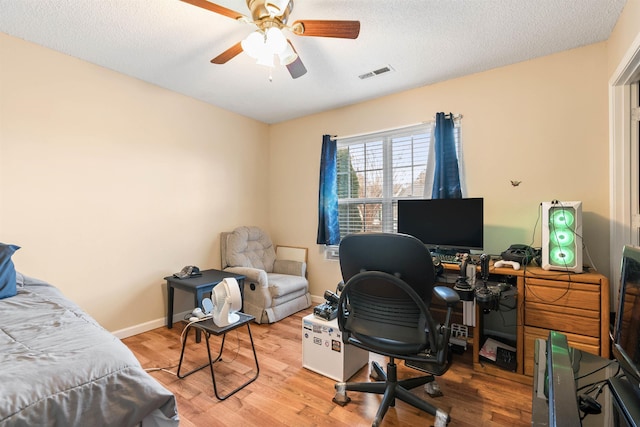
336 122 461 240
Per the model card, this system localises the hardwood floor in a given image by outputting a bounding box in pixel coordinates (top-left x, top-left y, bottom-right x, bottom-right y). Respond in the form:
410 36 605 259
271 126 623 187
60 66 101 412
122 308 532 426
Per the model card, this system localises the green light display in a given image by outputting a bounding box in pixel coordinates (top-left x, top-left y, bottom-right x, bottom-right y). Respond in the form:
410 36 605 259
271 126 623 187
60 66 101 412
549 229 575 247
550 209 575 228
548 207 577 267
550 246 575 265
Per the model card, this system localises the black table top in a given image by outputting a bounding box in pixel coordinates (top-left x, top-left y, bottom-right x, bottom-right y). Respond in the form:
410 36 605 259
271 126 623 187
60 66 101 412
165 268 245 288
188 312 255 335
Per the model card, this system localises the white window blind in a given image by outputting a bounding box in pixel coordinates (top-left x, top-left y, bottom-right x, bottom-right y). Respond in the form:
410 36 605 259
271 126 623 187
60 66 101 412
336 122 460 241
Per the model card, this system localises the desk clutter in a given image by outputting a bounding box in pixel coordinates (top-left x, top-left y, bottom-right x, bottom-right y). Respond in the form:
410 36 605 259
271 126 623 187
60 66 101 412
449 253 518 313
313 281 344 321
172 265 201 279
164 269 246 335
187 277 242 327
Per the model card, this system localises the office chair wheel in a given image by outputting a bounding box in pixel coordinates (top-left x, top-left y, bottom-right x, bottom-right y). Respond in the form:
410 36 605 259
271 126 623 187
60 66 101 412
424 380 443 397
332 382 351 406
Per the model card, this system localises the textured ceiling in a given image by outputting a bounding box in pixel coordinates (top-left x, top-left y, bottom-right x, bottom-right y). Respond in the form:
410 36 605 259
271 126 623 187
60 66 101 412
0 0 627 124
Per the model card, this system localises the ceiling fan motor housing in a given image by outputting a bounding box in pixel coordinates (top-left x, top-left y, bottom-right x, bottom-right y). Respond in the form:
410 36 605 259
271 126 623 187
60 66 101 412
247 0 293 26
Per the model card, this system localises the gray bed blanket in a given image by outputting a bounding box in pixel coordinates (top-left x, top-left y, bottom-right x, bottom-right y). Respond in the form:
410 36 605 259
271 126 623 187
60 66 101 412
0 274 179 427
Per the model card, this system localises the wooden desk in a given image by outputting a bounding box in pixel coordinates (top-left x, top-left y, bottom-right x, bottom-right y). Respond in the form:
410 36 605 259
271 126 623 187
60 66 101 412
440 263 610 384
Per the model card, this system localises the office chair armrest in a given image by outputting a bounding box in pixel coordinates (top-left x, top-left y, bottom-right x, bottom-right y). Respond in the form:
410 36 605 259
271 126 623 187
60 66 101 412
432 286 460 366
433 286 460 307
223 266 268 287
273 259 306 277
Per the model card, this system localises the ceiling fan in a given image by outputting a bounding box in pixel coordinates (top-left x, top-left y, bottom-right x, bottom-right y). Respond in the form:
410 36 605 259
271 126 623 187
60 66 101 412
181 0 361 79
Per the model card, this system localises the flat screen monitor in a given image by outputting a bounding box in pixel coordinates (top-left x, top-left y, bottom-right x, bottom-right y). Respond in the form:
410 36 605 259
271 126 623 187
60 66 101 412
610 245 640 424
397 197 484 253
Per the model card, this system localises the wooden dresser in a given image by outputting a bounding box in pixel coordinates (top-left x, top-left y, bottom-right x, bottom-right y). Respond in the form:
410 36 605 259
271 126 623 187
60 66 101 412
522 271 609 376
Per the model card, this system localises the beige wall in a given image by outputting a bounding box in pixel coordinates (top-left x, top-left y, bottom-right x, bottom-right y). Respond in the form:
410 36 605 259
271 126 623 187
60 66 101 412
607 0 640 77
270 42 610 298
0 34 270 332
4 2 640 333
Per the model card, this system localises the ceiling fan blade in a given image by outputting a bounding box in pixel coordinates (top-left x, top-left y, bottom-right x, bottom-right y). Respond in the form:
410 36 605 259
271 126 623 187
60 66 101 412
291 20 360 39
211 42 243 64
180 0 247 20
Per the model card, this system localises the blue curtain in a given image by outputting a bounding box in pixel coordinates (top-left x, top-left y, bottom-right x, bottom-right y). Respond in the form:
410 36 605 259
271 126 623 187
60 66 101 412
316 135 340 245
432 112 462 199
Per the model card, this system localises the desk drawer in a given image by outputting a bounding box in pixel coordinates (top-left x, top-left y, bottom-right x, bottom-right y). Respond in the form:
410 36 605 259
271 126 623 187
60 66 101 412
525 278 600 310
525 300 600 336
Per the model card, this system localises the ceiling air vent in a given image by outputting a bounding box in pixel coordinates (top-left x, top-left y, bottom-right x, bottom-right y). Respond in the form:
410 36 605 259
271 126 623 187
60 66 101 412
358 65 395 80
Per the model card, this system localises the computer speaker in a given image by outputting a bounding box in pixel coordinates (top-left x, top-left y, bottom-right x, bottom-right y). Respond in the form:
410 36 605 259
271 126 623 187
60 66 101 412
541 201 583 273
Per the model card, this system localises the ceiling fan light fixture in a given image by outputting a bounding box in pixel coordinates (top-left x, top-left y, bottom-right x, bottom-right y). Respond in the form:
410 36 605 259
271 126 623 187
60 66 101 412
265 27 287 54
278 42 297 65
242 28 287 63
256 52 275 67
241 31 265 59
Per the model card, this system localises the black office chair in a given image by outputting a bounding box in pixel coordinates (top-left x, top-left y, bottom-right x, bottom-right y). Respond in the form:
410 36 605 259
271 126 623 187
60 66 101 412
333 232 460 427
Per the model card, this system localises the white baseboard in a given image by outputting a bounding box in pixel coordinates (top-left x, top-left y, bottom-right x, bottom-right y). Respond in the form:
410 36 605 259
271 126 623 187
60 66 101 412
113 296 327 339
310 294 325 304
111 310 190 339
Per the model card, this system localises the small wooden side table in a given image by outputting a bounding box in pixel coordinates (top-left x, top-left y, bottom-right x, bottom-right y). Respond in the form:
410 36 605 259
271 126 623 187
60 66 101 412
176 313 259 400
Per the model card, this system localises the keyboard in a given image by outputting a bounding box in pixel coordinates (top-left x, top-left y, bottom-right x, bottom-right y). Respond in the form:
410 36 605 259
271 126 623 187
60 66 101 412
432 253 461 265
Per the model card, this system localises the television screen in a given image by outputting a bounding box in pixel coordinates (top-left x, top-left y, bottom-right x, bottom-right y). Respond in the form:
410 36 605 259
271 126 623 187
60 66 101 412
609 245 640 426
397 198 484 252
613 245 640 391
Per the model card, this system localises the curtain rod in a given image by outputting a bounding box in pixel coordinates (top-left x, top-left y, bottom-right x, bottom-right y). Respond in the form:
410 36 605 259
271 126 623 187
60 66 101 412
332 114 462 140
332 122 426 140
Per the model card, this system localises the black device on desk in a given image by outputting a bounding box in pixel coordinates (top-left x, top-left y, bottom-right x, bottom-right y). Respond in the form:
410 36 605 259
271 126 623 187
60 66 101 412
314 281 343 321
314 289 340 321
173 265 201 279
500 244 538 265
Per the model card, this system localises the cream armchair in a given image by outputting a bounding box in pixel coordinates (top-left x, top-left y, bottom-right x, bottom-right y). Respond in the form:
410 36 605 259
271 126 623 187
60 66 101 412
220 226 311 324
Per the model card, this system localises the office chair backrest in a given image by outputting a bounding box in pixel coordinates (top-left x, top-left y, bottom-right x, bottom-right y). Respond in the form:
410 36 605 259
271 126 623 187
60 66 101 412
339 232 436 304
338 233 439 355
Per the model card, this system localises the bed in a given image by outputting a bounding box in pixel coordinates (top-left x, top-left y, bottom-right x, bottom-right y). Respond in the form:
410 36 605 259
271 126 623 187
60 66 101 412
0 271 179 427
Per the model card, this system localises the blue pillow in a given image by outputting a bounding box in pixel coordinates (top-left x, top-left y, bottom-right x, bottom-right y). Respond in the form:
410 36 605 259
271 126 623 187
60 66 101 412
0 243 20 299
